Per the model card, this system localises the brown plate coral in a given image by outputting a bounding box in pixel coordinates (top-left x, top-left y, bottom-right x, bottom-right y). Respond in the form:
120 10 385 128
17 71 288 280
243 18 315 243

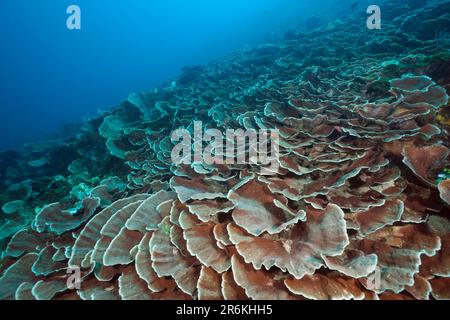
0 0 449 300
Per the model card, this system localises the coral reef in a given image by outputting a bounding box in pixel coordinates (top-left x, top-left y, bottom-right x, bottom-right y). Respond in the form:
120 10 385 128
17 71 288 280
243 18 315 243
0 0 449 300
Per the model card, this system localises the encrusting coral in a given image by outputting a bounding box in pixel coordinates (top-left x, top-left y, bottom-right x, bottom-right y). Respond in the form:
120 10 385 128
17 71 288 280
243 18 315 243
0 0 449 300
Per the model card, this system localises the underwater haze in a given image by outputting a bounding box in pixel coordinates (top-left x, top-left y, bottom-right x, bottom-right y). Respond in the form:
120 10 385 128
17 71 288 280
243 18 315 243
0 0 360 151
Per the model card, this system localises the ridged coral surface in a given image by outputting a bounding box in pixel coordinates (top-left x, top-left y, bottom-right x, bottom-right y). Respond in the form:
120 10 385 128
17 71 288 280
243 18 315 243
0 0 450 300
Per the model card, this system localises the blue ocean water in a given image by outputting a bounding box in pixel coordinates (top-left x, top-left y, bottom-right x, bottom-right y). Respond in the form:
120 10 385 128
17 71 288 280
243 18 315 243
0 0 364 151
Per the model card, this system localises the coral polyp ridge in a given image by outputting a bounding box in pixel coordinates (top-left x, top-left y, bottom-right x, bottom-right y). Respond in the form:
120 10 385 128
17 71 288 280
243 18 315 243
1 0 450 300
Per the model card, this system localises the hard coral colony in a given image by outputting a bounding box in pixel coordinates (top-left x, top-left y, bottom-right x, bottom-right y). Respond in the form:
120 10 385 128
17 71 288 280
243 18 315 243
1 0 450 300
